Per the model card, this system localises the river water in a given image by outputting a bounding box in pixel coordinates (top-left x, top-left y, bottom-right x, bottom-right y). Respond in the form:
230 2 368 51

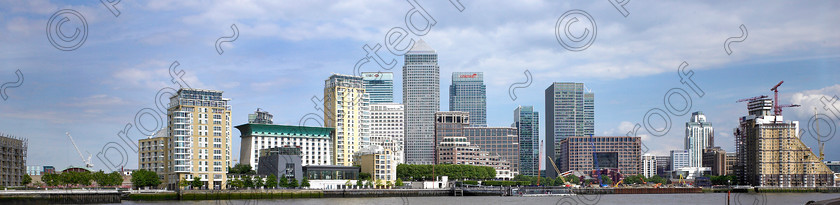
112 193 839 205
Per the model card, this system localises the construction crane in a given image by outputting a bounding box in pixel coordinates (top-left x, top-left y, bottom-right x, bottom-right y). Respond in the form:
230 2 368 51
770 81 800 116
735 95 768 103
589 134 608 187
66 132 93 168
546 155 570 186
816 108 825 161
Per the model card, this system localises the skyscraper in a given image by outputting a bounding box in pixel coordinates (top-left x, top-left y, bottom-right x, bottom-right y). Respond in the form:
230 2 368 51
324 74 370 166
449 72 486 127
670 150 690 171
514 106 539 176
734 96 834 187
686 111 714 168
362 72 394 104
165 88 232 190
403 39 440 165
544 82 594 177
642 154 657 178
369 103 404 164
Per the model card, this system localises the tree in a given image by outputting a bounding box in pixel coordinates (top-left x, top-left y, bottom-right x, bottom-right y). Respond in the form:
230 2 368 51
355 179 363 187
600 175 612 185
375 179 384 188
278 176 289 188
364 180 373 187
229 178 244 189
42 173 59 186
191 176 203 189
179 178 191 189
301 177 310 188
386 180 393 188
131 170 161 189
265 174 278 188
395 178 404 187
243 176 254 188
288 178 299 188
229 164 256 175
345 180 353 188
648 175 667 184
359 172 371 181
564 174 581 185
22 174 32 186
254 176 264 189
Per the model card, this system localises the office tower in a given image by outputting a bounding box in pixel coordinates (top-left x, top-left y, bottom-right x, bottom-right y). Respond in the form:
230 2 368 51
237 123 334 168
545 82 594 177
670 150 690 171
324 74 370 166
434 111 520 174
686 111 714 168
362 72 394 104
734 96 834 187
403 39 440 165
165 88 232 190
556 136 641 175
248 108 273 124
514 106 539 176
642 154 657 178
0 134 26 187
369 103 404 164
449 72 487 127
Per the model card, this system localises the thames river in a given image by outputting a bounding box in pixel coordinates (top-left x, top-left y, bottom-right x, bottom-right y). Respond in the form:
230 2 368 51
113 193 839 205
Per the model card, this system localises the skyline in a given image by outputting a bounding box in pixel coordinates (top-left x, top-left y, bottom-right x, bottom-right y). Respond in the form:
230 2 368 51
0 1 838 171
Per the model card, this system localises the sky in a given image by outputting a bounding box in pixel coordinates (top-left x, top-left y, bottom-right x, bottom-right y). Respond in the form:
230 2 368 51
0 0 838 172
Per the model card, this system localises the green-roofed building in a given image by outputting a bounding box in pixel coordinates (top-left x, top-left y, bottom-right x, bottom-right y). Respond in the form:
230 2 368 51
237 123 334 170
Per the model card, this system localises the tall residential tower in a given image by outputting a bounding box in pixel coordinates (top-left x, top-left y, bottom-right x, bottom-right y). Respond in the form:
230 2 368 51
686 111 714 168
165 88 232 190
324 74 370 166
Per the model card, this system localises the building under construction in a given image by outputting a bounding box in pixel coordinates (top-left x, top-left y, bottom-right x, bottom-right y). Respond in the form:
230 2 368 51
734 96 834 187
0 133 27 187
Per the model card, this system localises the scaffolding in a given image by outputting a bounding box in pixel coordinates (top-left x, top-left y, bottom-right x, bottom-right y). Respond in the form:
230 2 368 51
0 133 27 187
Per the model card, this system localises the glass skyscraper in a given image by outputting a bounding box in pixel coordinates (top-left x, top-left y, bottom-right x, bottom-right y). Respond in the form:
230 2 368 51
514 106 539 176
403 39 439 165
449 72 486 127
685 111 713 168
362 72 394 104
544 82 594 178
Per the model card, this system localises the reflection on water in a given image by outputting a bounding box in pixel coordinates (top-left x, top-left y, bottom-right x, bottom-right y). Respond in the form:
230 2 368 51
114 193 837 205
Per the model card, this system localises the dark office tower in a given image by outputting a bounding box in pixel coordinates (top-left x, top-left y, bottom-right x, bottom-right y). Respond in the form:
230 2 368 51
544 82 593 178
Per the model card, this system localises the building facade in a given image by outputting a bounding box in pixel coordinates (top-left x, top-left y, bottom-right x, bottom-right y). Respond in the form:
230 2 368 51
556 136 641 175
702 147 726 176
686 111 714 168
362 72 394 104
725 152 737 176
248 108 273 124
369 103 404 164
670 150 690 171
139 135 168 174
449 72 487 127
256 146 304 182
436 136 513 179
355 144 397 182
642 154 657 178
434 111 520 174
656 155 671 177
514 106 539 176
237 123 333 169
403 39 440 165
734 97 834 187
324 74 370 166
0 134 26 187
165 88 233 190
545 82 594 177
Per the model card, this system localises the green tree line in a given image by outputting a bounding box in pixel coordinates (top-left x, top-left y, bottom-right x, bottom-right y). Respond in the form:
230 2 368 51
41 171 124 187
397 164 496 180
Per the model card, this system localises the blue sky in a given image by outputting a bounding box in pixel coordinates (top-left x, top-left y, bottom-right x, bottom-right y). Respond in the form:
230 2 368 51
0 0 838 172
